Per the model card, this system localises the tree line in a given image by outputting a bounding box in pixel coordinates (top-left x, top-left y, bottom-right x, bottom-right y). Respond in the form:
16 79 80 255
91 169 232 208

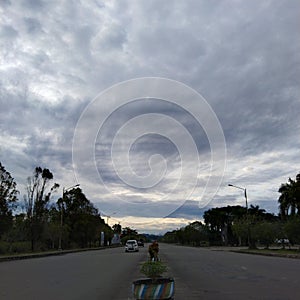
161 172 300 249
0 162 116 254
1 161 299 252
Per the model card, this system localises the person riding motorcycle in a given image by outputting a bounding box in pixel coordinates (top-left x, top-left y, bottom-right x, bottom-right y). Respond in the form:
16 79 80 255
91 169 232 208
148 241 159 261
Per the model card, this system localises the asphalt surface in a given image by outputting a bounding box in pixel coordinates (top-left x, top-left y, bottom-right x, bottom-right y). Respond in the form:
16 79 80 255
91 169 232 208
160 243 300 299
1 244 300 299
0 246 146 300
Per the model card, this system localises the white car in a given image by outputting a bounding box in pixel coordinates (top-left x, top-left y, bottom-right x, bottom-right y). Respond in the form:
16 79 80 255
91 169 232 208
125 240 139 252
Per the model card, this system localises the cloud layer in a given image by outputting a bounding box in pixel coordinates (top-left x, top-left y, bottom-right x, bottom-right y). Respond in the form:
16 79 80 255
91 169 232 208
0 0 299 233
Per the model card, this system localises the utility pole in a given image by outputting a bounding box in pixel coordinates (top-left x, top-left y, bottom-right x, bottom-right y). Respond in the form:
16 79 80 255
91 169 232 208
58 184 80 250
228 184 251 248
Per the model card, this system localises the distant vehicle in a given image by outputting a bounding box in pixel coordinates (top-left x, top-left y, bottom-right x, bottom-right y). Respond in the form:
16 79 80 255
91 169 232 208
137 240 144 247
125 240 139 252
275 238 290 245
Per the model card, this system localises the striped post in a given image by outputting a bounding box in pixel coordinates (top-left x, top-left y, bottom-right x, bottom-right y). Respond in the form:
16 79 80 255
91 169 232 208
132 278 175 300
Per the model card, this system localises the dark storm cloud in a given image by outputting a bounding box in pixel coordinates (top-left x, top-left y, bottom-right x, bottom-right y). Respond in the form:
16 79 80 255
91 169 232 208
0 24 18 40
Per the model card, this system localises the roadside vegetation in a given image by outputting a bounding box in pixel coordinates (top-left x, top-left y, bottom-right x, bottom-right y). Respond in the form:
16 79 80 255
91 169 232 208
1 161 299 255
0 162 143 255
161 172 300 251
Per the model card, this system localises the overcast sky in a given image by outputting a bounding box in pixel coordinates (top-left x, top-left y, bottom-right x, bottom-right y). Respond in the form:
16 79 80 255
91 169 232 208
1 0 299 234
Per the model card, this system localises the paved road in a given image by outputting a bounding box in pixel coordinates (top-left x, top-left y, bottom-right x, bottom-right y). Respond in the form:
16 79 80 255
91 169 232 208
1 244 300 299
0 246 147 300
160 243 300 300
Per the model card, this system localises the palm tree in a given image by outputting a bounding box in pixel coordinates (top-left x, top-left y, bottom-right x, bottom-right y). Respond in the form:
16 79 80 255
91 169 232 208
248 205 266 217
278 173 300 218
278 183 290 217
289 175 300 216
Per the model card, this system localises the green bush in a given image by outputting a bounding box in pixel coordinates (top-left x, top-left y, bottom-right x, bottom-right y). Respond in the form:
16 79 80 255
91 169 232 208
0 241 31 254
140 261 167 279
9 241 31 253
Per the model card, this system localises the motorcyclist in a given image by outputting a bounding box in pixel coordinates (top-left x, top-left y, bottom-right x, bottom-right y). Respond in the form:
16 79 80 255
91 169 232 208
148 240 159 261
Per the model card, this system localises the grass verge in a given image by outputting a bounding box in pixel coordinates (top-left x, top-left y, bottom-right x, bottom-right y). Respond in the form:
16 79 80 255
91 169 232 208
231 247 300 259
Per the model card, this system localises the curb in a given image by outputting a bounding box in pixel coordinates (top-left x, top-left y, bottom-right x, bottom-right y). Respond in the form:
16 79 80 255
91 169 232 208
0 245 122 263
229 249 300 259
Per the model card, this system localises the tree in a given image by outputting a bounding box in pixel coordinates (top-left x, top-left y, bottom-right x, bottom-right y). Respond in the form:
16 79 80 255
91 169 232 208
24 167 59 251
121 227 138 244
232 218 248 246
283 216 300 246
204 206 247 246
58 188 104 248
43 207 66 249
0 162 19 238
6 213 28 241
161 230 178 244
278 173 300 218
181 221 209 246
252 221 279 249
113 223 122 234
122 227 138 237
204 205 277 247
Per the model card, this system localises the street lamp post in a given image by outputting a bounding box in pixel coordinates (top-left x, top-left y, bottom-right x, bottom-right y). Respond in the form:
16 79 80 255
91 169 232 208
58 184 80 250
228 184 248 210
228 183 251 247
